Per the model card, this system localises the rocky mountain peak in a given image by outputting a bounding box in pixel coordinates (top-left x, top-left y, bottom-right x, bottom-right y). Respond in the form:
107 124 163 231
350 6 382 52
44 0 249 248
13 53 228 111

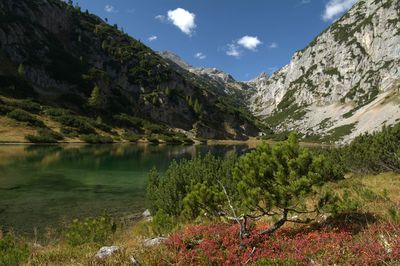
249 0 400 143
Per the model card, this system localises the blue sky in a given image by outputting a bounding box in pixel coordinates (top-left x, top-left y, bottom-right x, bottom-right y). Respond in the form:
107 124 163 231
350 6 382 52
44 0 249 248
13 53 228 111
75 0 357 81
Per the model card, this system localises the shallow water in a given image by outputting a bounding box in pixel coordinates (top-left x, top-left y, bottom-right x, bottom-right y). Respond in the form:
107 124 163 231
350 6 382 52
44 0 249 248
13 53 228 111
0 144 249 234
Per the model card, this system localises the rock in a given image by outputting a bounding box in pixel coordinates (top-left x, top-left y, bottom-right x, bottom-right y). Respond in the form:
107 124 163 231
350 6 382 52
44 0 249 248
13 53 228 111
248 0 400 143
95 246 120 259
130 256 141 266
142 209 151 218
143 237 167 247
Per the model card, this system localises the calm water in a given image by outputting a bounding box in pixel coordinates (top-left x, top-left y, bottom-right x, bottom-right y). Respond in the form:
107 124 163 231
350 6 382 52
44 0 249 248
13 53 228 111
0 144 249 234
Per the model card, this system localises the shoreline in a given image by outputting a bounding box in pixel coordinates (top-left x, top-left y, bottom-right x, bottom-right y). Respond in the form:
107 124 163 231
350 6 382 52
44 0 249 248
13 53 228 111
0 138 334 147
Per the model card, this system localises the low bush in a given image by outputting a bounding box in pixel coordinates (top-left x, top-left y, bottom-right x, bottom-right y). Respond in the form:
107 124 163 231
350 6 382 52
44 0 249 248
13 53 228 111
113 114 143 129
60 127 79 138
0 104 12 115
146 153 238 219
6 108 45 127
54 114 94 134
154 222 400 265
147 135 160 144
25 128 64 143
317 122 400 174
0 234 30 266
80 134 113 144
122 133 142 142
11 99 42 114
43 107 71 117
64 216 115 247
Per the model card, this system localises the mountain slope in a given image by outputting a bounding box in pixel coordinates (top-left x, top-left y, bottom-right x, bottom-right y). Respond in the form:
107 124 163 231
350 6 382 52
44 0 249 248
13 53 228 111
0 0 260 142
249 0 400 142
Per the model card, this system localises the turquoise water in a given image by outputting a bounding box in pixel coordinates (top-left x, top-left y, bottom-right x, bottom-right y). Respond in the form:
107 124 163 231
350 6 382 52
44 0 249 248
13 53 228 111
0 144 249 234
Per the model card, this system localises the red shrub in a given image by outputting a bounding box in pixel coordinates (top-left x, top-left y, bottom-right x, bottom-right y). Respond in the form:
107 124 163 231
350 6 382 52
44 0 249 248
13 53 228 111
162 222 400 265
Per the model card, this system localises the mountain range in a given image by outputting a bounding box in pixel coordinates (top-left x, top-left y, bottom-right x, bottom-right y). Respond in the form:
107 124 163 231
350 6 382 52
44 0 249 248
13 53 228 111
0 0 398 143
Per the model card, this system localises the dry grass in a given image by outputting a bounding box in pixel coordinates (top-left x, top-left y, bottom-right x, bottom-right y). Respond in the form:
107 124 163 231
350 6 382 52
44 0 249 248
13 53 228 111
5 172 399 265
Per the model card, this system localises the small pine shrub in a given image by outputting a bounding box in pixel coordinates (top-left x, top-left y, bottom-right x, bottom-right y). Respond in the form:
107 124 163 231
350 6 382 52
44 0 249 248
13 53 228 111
6 109 45 127
122 133 141 142
80 134 113 144
54 114 94 134
64 216 115 247
43 107 71 117
147 135 160 144
25 128 64 143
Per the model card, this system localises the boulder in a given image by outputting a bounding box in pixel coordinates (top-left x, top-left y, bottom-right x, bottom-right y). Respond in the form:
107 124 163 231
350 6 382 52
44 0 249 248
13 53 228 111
95 246 120 259
142 209 151 218
143 237 167 247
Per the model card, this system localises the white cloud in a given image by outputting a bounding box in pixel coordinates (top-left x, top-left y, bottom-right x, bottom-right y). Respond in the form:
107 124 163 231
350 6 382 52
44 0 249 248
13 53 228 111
195 52 206 60
167 8 196 35
148 35 158 42
237 36 262 51
268 42 278 49
104 4 117 13
155 15 165 22
322 0 357 21
226 44 241 58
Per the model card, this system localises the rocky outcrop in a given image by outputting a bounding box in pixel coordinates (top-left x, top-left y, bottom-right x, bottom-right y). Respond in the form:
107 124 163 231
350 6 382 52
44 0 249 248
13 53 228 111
249 0 400 142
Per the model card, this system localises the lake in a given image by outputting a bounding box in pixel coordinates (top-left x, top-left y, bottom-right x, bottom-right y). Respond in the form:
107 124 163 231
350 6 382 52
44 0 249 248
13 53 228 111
0 144 250 235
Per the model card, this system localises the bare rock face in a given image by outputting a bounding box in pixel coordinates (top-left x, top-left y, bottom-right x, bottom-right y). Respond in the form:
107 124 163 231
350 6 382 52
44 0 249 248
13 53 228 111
249 0 400 142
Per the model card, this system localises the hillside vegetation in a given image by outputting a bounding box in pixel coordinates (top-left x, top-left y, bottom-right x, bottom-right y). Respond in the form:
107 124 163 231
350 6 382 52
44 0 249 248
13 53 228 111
0 0 261 143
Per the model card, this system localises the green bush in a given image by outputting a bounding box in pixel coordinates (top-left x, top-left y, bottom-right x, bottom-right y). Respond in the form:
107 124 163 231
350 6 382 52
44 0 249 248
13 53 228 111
60 127 79 138
43 107 71 117
146 154 238 219
151 210 177 236
54 114 94 134
6 108 45 127
11 99 41 114
25 128 64 143
64 216 115 246
319 122 400 174
0 234 30 266
0 104 12 115
80 134 113 144
225 133 343 233
122 133 142 142
147 135 160 144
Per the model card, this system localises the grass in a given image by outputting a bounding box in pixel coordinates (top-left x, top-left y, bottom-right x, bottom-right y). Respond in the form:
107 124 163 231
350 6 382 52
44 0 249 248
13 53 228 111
1 172 398 265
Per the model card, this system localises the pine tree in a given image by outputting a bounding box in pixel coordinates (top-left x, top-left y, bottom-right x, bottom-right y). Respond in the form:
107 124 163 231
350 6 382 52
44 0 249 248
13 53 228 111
17 64 25 78
232 132 341 235
193 99 202 115
101 40 107 50
88 85 102 108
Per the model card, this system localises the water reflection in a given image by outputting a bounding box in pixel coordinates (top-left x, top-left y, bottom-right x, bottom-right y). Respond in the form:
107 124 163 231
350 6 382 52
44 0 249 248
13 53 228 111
0 143 249 234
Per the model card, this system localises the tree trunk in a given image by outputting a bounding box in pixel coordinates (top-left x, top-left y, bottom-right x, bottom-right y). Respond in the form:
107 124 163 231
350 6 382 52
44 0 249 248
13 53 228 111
260 209 288 235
